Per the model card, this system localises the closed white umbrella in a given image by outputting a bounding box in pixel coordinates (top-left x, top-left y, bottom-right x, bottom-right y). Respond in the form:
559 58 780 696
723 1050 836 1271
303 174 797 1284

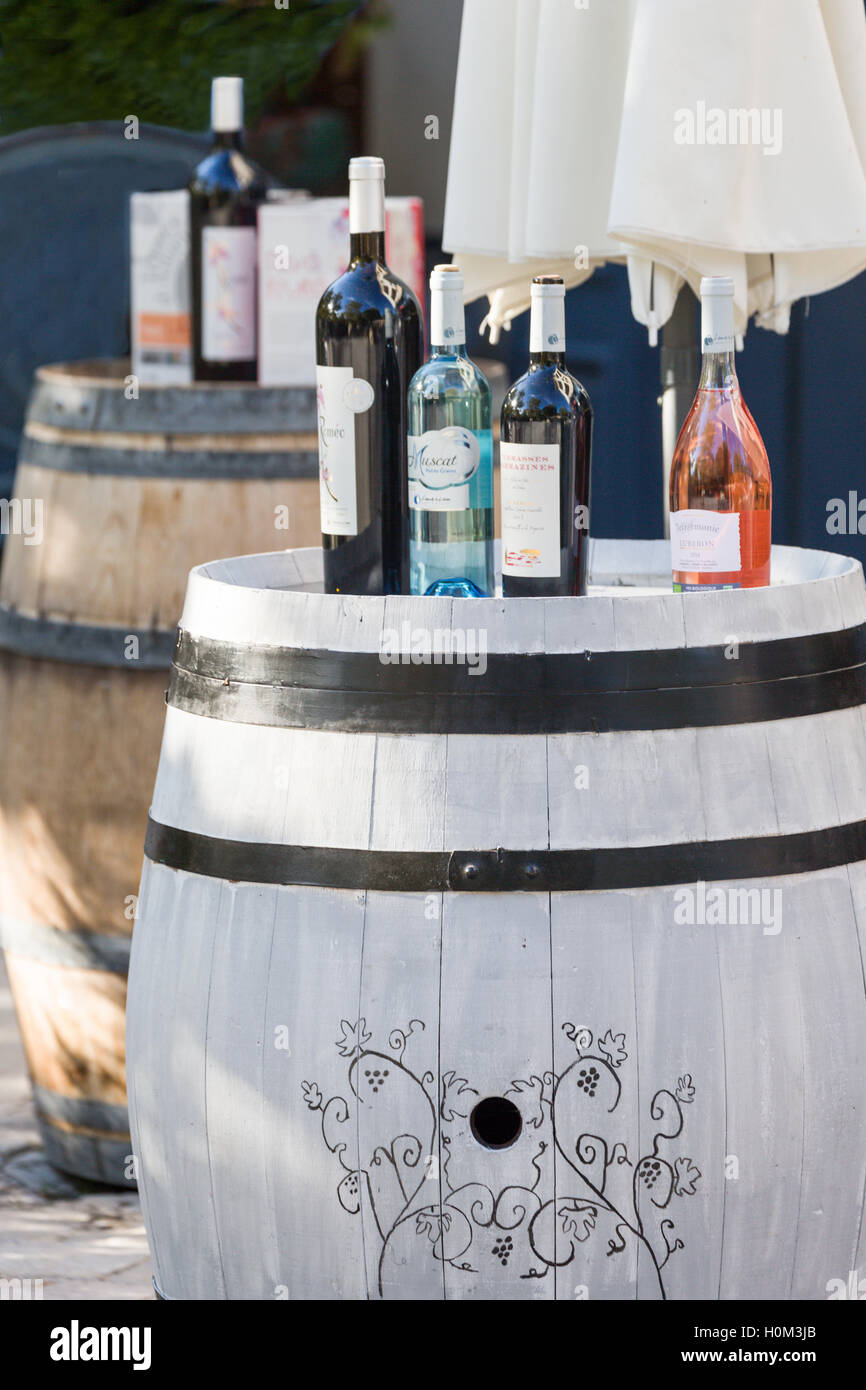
444 0 866 345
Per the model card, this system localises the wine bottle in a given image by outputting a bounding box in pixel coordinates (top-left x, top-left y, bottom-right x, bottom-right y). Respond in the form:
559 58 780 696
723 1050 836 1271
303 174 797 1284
316 157 423 595
500 276 593 597
407 265 494 597
189 76 270 382
670 276 772 590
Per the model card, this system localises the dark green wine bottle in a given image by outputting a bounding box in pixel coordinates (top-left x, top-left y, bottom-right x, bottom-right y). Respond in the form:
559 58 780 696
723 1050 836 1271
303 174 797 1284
188 77 270 383
500 276 593 597
315 157 423 595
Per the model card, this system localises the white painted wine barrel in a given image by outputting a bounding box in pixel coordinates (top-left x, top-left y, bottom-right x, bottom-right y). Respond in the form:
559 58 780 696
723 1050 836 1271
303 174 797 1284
0 360 320 1185
128 540 866 1299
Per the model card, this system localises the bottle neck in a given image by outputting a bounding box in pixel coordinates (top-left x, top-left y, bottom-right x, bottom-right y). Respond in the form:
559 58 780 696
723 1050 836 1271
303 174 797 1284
431 285 466 355
529 292 566 366
212 129 243 152
349 230 386 263
699 350 738 389
529 348 565 368
349 176 386 263
699 293 736 386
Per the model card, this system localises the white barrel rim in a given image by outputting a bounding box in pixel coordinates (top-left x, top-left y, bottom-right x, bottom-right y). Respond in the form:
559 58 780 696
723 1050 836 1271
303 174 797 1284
178 540 866 655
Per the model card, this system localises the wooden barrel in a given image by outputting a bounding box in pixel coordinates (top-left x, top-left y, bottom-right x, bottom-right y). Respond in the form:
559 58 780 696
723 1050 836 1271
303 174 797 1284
128 539 866 1299
0 359 320 1186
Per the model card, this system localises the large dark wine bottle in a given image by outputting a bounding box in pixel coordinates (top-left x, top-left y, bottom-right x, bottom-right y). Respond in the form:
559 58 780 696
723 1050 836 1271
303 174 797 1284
189 76 270 382
315 157 423 595
500 276 593 597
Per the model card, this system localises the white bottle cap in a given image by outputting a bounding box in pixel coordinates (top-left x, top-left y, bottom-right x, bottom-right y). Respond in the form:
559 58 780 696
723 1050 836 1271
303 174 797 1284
349 157 386 181
699 276 735 352
530 275 566 353
531 277 566 299
700 275 735 297
348 157 386 234
430 264 465 347
211 76 243 133
430 264 463 292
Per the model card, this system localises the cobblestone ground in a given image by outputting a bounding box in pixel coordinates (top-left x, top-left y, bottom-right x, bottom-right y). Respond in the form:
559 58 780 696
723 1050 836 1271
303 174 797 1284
0 954 153 1300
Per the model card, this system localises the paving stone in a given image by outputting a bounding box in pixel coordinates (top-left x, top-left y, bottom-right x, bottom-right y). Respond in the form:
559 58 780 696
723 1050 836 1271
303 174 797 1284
0 954 154 1301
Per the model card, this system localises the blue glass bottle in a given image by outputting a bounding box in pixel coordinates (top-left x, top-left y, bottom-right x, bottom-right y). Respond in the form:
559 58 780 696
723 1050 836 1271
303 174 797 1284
407 265 495 597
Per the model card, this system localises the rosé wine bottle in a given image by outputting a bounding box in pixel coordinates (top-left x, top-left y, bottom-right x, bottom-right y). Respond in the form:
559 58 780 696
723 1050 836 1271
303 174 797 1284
669 276 772 591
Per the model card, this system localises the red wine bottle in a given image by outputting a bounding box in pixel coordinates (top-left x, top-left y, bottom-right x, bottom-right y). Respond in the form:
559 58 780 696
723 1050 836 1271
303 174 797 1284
500 277 593 596
315 157 423 595
189 77 270 382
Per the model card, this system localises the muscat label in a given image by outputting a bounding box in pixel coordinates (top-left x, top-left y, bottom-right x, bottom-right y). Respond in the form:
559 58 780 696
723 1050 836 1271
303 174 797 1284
316 365 360 536
500 441 561 577
201 226 256 361
408 426 480 512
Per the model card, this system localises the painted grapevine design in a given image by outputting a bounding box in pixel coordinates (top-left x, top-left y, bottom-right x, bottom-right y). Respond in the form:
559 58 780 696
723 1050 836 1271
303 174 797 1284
303 1018 699 1298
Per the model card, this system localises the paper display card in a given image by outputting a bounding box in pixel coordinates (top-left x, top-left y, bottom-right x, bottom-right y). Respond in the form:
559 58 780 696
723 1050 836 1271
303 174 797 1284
258 196 425 387
130 190 192 384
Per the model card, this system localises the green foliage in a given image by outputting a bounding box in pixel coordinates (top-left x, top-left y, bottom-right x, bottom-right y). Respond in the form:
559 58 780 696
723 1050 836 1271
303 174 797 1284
0 0 364 133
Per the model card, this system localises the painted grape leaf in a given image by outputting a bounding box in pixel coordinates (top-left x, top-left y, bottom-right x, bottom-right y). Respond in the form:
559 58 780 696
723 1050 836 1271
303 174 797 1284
558 1200 598 1242
673 1156 701 1196
675 1073 696 1104
440 1071 477 1122
506 1075 548 1128
416 1211 452 1243
301 1080 322 1110
335 1018 372 1058
598 1030 628 1068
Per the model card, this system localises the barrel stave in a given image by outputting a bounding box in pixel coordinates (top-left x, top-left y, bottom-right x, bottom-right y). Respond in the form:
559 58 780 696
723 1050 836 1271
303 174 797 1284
785 872 866 1300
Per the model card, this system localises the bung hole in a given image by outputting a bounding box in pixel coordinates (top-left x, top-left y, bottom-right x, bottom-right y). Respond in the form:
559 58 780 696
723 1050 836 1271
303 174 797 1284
469 1095 522 1150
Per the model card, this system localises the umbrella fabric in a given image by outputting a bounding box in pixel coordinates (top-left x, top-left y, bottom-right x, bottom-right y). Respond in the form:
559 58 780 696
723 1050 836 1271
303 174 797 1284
443 0 866 343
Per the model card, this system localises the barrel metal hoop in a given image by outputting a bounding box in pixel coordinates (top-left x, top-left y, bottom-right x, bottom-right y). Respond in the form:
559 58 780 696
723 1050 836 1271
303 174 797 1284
145 816 866 893
0 913 131 973
33 1085 131 1141
19 437 319 480
166 623 866 734
0 604 175 668
27 369 317 435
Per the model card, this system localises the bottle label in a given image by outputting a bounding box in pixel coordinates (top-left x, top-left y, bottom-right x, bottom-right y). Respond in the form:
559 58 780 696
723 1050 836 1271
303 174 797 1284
673 582 742 592
316 365 363 536
408 427 480 512
500 442 561 577
670 509 742 575
202 226 257 361
701 296 735 354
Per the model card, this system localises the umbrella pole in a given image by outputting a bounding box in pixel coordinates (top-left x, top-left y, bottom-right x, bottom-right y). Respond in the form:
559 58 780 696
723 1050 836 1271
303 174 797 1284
660 284 699 537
